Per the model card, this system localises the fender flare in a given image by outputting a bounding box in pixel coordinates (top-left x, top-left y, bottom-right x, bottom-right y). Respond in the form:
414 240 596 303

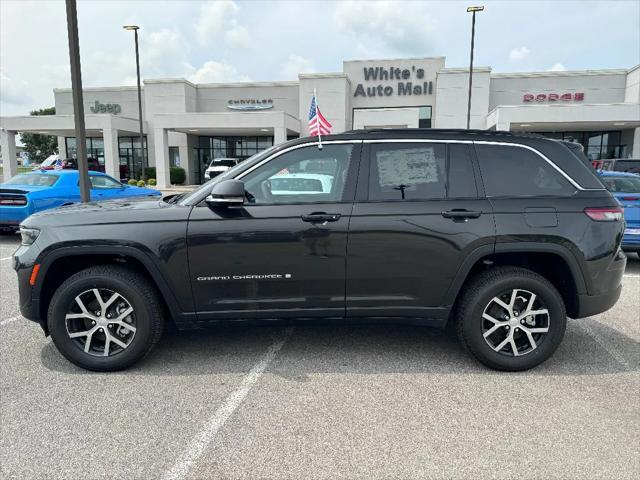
443 242 587 306
34 244 187 321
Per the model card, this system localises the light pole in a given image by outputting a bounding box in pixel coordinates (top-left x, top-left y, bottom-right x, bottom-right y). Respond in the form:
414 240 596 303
65 0 90 202
123 25 146 181
466 6 484 130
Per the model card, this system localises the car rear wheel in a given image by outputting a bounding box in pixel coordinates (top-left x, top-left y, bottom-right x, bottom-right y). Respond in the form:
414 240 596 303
456 266 566 371
47 265 164 371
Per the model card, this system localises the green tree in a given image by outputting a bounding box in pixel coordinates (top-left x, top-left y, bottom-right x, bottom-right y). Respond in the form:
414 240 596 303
20 107 58 163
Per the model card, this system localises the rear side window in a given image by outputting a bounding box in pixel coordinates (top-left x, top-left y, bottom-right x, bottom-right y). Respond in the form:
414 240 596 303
475 144 575 197
369 143 446 200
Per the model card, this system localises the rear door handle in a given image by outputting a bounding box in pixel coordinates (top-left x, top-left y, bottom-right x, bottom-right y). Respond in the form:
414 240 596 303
301 212 341 223
442 209 482 219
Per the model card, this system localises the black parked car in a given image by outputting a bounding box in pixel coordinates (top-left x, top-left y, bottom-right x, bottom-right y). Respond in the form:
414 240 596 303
13 129 626 371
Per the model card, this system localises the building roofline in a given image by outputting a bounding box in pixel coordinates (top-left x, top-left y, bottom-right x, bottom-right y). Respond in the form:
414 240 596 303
491 68 630 79
53 85 140 93
143 78 196 87
298 73 348 80
196 80 299 88
438 67 492 74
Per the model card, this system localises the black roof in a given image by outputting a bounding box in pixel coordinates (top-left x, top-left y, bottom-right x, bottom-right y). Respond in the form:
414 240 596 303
300 128 547 143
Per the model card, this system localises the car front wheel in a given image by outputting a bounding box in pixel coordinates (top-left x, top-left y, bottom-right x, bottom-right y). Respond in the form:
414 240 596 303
47 265 164 371
456 266 567 371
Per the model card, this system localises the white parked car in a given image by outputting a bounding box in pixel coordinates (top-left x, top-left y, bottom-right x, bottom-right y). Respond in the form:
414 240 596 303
205 158 239 180
268 173 334 195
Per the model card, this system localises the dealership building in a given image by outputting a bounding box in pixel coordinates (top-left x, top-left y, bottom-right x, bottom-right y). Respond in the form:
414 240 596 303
2 57 639 187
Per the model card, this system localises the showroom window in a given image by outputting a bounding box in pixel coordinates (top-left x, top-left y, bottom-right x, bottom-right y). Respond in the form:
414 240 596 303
535 131 625 160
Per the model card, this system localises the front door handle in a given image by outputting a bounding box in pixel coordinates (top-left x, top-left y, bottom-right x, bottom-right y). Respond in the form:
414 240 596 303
301 212 341 223
442 209 482 220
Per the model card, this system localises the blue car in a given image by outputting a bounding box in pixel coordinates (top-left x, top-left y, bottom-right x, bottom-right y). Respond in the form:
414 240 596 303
599 170 640 254
0 170 161 233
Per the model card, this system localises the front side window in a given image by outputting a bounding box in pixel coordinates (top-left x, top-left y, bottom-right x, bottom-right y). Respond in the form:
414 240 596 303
369 143 446 201
242 144 354 204
89 175 122 189
475 144 575 197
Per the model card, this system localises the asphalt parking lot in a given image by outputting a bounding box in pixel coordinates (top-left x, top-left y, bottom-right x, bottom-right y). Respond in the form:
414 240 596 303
1 234 638 480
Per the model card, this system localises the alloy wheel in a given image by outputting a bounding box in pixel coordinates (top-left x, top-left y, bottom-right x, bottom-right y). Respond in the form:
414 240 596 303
65 288 137 357
481 288 550 357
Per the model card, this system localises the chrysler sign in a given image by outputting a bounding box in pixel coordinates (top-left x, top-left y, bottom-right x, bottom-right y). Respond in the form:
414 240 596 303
227 99 274 111
523 92 585 102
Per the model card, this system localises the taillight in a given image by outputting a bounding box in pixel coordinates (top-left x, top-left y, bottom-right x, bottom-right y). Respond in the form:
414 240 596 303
584 207 623 221
0 196 27 206
621 197 639 202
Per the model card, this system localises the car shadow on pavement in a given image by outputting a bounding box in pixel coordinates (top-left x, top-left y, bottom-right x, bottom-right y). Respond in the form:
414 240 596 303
40 317 639 377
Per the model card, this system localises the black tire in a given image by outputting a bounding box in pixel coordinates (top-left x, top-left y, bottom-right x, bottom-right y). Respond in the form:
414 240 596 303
47 265 164 371
456 266 566 371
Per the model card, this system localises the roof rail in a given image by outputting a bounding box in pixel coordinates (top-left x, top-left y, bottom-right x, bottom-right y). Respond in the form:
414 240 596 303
343 128 517 136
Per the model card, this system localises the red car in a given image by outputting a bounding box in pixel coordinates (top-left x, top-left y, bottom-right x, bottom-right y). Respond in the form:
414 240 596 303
36 156 129 181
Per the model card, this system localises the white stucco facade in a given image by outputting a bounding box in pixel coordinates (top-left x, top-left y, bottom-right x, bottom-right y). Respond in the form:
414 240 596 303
2 57 639 187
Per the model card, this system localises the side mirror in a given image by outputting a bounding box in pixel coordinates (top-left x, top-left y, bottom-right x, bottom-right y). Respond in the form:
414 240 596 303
205 179 245 207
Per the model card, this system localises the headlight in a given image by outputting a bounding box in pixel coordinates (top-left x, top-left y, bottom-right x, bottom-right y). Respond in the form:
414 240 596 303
20 227 40 246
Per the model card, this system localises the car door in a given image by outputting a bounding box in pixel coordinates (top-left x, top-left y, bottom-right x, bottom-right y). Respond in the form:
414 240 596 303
89 174 124 200
346 141 495 319
187 141 361 321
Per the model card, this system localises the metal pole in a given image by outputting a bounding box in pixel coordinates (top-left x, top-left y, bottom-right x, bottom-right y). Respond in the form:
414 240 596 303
134 29 146 181
466 10 476 130
65 0 90 202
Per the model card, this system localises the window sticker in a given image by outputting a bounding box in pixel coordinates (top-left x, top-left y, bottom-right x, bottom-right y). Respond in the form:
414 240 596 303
376 148 440 187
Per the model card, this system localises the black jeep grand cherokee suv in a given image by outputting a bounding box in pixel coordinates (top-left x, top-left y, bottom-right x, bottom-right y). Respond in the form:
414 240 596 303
13 129 626 371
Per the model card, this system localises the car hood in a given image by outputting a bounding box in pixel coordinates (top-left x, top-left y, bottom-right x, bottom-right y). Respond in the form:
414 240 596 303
22 197 187 228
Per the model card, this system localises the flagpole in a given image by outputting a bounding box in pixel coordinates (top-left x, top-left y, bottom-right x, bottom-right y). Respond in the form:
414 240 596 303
314 88 323 150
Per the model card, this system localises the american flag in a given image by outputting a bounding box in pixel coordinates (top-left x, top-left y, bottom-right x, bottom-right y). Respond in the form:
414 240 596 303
308 95 332 137
53 158 63 170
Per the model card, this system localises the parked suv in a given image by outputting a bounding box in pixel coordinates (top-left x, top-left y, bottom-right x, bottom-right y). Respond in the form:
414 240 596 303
13 129 625 371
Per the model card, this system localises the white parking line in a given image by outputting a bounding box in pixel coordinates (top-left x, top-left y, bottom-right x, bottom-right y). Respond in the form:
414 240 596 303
575 321 630 369
623 274 640 278
162 327 294 480
0 256 12 262
0 316 21 326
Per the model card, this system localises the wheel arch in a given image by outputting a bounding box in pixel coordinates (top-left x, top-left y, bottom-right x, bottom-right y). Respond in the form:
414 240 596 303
445 243 586 319
35 245 194 332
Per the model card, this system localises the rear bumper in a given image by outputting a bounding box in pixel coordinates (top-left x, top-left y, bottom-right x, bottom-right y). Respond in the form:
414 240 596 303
576 282 622 318
622 229 640 251
575 247 626 318
0 206 29 225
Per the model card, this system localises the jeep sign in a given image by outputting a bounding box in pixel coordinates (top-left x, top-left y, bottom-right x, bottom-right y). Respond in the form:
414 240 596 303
89 100 122 114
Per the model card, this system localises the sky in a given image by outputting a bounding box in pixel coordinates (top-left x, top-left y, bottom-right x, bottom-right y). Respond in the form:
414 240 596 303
1 0 639 117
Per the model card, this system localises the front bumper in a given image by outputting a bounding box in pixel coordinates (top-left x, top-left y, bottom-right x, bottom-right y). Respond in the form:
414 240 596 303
13 242 46 331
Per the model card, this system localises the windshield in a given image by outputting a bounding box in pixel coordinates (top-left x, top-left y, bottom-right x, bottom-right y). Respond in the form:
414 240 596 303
178 145 279 205
3 173 60 187
601 175 640 193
